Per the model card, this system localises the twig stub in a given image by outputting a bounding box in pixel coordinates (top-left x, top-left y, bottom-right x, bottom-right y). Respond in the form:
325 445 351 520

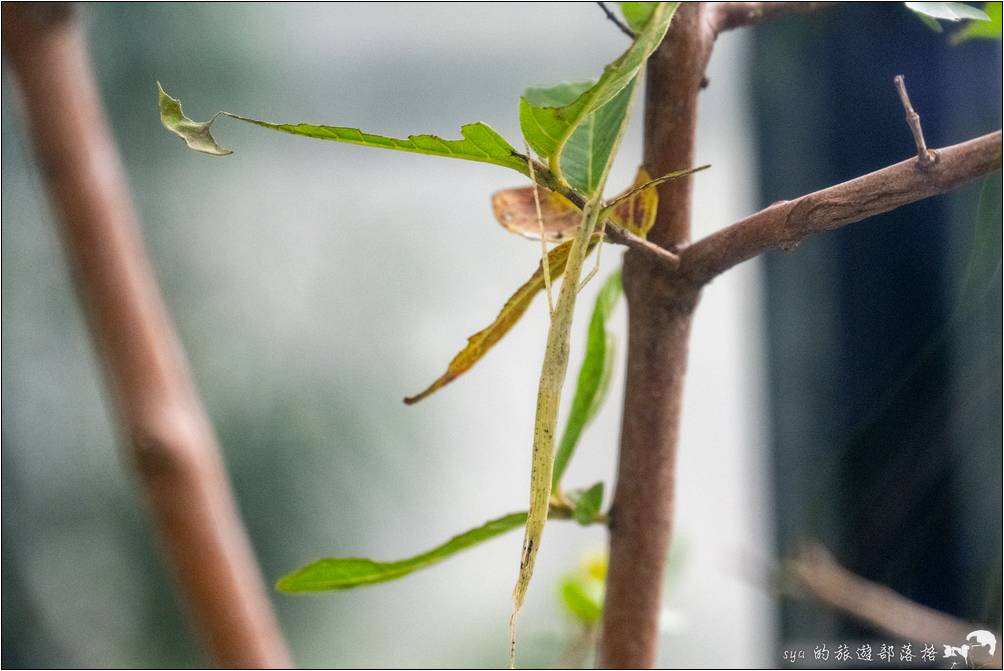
894 74 937 168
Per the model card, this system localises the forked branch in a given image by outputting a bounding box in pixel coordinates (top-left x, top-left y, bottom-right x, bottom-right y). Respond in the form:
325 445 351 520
709 2 838 36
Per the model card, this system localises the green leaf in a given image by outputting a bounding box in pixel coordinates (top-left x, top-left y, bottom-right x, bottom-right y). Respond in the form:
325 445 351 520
558 551 607 624
621 2 661 32
523 79 637 195
277 512 528 592
564 80 638 195
157 85 530 175
559 574 603 624
522 79 638 193
915 10 946 31
519 2 679 192
571 482 605 526
158 82 232 156
552 269 623 486
905 1 991 23
951 1 1003 42
956 172 1002 317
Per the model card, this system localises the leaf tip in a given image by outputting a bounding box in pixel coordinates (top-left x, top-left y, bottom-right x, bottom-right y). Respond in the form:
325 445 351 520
274 573 298 593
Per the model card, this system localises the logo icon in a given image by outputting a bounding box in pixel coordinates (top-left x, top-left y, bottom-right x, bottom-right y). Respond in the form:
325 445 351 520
943 630 997 666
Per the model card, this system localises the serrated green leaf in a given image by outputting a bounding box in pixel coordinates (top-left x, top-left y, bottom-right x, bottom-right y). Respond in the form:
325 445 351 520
157 85 529 175
158 83 232 156
951 1 1003 42
523 80 594 108
277 512 528 592
552 270 623 487
621 2 661 32
522 80 620 195
905 1 991 23
571 482 605 526
564 80 638 194
519 2 679 192
523 79 637 194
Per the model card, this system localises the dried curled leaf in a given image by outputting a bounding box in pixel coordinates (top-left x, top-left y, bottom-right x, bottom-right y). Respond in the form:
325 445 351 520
492 167 659 242
492 188 582 242
608 167 659 237
158 82 232 156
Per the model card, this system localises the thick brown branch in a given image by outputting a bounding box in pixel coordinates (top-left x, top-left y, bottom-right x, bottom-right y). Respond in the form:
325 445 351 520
682 131 1003 285
709 2 838 35
600 4 714 668
2 5 291 667
788 545 1002 668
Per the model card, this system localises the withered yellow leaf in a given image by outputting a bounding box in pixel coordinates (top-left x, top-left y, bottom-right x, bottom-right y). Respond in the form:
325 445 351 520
404 237 598 404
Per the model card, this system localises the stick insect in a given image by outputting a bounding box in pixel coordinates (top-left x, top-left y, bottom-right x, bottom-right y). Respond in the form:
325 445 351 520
157 5 693 666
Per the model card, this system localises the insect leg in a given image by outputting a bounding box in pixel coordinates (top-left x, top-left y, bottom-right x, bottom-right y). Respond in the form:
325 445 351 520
525 145 554 317
578 216 607 292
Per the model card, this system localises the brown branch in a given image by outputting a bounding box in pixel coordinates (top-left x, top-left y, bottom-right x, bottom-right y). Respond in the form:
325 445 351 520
681 130 1002 285
602 5 998 668
2 5 292 667
788 544 1002 668
894 74 936 166
709 2 838 35
600 4 714 667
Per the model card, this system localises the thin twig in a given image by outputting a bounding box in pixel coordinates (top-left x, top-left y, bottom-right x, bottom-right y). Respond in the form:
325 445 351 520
894 74 937 167
788 544 1002 668
709 2 837 36
2 5 291 667
682 130 1002 285
597 1 635 39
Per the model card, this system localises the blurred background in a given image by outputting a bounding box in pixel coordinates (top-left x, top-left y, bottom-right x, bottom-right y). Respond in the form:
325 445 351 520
1 3 999 668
